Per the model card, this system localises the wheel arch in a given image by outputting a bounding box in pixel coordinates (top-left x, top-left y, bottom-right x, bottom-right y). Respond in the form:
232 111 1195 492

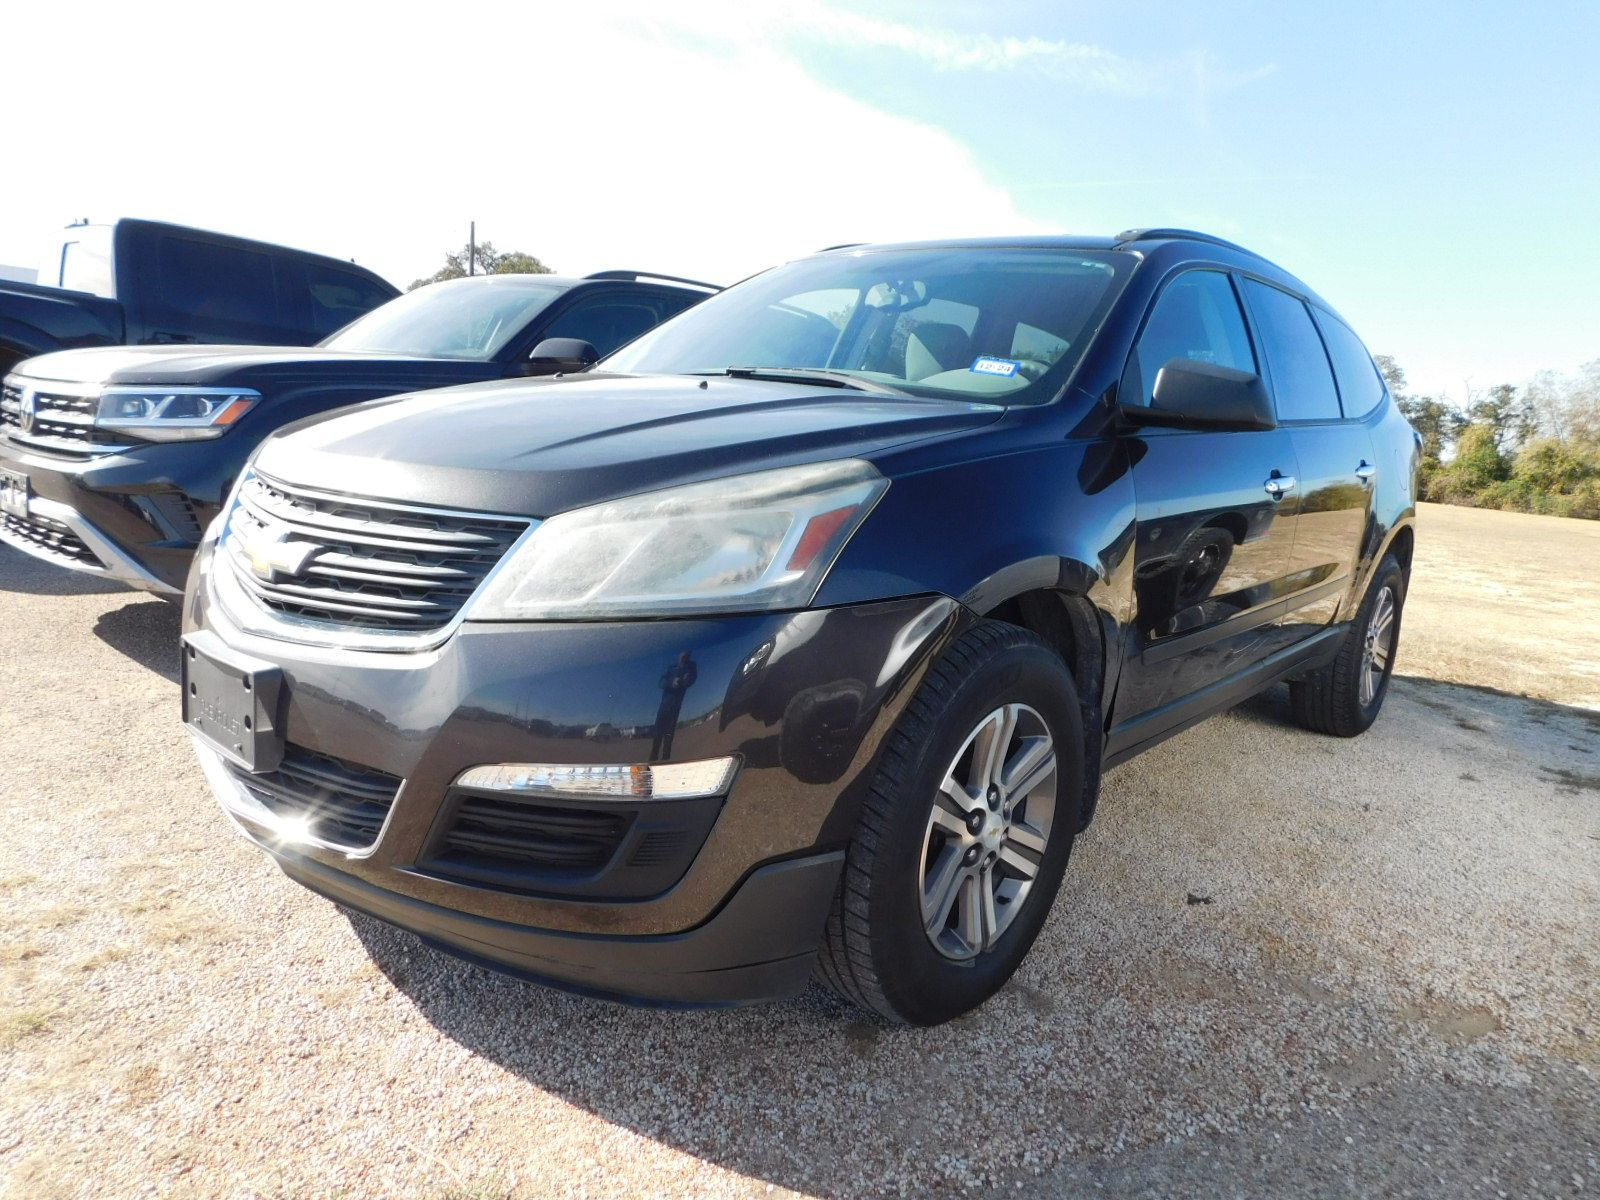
965 564 1117 832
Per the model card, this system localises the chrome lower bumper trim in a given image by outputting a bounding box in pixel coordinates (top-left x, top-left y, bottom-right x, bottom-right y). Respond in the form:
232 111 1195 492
191 736 394 860
0 493 180 596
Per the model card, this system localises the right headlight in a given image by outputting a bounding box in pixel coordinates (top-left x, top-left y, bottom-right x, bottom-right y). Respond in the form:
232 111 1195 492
467 459 888 620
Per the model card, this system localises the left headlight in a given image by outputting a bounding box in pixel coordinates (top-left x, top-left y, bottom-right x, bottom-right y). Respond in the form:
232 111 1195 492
96 387 259 442
467 459 889 620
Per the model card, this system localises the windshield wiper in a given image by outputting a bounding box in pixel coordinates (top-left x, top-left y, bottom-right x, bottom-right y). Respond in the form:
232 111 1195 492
712 367 909 396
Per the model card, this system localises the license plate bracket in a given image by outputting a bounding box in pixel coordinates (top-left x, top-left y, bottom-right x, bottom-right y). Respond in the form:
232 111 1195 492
0 467 28 521
181 631 285 772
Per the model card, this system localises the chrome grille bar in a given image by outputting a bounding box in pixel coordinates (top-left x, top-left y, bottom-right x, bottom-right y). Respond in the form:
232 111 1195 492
220 471 532 643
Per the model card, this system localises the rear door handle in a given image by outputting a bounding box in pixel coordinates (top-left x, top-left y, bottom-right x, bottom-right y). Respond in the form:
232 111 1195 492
1264 474 1297 500
1355 461 1376 484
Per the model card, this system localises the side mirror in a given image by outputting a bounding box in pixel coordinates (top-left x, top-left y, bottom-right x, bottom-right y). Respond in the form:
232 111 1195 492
522 337 599 374
1118 360 1276 433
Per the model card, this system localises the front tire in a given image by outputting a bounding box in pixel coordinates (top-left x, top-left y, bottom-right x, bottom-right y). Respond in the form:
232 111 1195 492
1289 553 1406 737
817 621 1085 1025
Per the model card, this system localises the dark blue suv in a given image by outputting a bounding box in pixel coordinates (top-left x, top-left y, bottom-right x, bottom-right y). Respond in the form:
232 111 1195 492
178 231 1418 1024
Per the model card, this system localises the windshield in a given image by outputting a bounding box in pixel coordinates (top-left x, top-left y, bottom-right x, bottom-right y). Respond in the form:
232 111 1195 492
322 277 569 359
602 247 1130 404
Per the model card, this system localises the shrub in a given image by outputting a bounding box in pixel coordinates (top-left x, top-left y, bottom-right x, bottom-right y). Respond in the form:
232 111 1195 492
1512 437 1593 493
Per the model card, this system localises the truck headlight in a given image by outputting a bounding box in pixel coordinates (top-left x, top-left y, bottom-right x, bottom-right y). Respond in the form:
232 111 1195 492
466 459 888 620
96 387 258 441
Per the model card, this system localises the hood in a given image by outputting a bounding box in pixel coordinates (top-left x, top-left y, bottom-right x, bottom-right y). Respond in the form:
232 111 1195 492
254 373 1005 516
10 344 484 388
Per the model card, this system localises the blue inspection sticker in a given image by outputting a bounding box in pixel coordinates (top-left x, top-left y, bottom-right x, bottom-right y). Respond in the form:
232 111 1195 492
970 356 1022 378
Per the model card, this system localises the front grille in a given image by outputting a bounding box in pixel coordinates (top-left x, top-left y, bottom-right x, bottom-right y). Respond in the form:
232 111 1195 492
222 473 530 637
227 744 401 851
1 509 101 568
437 795 633 873
1 382 121 456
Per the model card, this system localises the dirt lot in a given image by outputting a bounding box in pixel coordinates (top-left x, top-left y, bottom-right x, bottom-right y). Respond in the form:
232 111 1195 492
1 502 1596 1199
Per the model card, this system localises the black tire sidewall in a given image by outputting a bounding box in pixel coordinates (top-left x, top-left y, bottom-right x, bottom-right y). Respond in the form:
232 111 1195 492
867 639 1084 1025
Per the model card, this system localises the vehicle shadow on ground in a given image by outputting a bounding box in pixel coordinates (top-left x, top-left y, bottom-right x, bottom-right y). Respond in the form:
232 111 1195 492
0 544 126 597
342 676 1597 1197
94 598 183 682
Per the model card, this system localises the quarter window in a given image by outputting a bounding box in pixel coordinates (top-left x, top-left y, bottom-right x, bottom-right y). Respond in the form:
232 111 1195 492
1125 271 1256 406
1316 311 1385 419
1241 280 1341 422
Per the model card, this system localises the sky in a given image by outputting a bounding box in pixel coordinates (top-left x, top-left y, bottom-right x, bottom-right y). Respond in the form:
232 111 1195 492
3 0 1597 400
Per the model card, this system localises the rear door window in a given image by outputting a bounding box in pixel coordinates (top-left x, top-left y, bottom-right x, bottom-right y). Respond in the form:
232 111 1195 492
151 235 285 342
1124 270 1256 406
1315 311 1386 419
1241 280 1341 422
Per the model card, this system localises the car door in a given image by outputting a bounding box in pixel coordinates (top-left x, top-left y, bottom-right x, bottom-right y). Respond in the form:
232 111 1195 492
1115 269 1304 719
1239 278 1376 635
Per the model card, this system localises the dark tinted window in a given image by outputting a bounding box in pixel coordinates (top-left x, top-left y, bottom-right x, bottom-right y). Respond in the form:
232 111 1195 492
153 236 281 339
1316 311 1385 418
1241 279 1341 422
541 293 671 357
1126 270 1255 405
307 265 395 336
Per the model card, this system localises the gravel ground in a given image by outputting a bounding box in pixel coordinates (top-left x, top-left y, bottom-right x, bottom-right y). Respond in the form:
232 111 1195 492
0 502 1596 1199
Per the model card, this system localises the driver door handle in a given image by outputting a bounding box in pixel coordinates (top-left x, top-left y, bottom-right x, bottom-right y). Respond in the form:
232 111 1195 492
1355 461 1376 484
1264 473 1297 500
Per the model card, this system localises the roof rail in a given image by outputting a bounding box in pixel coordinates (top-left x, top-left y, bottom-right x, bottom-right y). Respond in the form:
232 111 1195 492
583 270 721 291
816 242 865 253
1113 228 1254 255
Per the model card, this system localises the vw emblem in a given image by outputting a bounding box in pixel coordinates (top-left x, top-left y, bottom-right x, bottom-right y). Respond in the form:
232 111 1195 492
18 390 35 436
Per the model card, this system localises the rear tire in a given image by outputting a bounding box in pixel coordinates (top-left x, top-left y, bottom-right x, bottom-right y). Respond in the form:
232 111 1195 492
1289 554 1405 737
817 621 1085 1025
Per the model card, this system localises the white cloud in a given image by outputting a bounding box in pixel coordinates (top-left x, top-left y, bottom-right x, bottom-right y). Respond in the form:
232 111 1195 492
0 1 1050 290
776 6 1150 91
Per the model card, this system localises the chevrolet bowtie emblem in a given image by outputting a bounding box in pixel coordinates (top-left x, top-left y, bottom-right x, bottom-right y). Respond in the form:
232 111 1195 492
237 528 319 583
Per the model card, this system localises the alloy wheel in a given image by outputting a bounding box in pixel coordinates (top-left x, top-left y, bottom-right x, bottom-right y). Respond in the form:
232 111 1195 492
1360 585 1397 706
919 703 1058 961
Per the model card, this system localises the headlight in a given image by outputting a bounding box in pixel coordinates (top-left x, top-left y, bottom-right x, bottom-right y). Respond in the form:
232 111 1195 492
96 387 258 441
467 459 888 620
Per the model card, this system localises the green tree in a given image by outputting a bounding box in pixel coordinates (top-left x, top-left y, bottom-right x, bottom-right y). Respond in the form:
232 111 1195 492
408 241 553 290
1435 423 1510 498
1466 382 1536 453
1397 395 1466 462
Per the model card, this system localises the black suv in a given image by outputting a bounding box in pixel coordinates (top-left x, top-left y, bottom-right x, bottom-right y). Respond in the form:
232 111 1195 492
180 232 1418 1025
0 271 714 594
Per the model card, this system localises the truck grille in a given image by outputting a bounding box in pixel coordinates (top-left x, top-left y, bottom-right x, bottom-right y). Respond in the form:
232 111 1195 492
226 744 401 852
221 473 530 638
1 509 101 568
1 382 122 456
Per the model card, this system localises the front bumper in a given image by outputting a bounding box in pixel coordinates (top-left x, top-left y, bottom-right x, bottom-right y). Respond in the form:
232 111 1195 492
187 567 966 1004
0 437 230 594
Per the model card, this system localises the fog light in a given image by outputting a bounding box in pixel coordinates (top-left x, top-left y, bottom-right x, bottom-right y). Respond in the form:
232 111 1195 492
455 757 739 801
